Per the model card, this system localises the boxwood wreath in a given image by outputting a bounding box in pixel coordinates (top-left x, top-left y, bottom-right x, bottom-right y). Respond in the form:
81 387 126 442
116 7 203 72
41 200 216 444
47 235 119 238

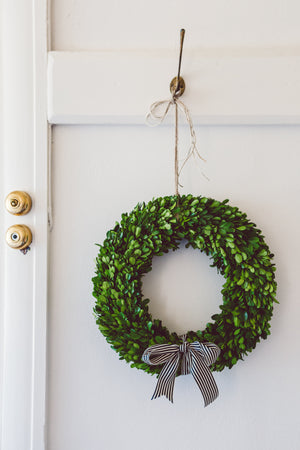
92 194 277 375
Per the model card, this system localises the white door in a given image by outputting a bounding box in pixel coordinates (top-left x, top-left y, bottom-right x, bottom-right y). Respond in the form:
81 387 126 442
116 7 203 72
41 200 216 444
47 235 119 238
2 1 300 449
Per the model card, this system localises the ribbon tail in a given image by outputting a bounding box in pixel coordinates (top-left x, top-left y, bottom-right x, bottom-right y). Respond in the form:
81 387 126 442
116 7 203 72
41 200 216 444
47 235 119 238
190 351 219 407
151 353 180 403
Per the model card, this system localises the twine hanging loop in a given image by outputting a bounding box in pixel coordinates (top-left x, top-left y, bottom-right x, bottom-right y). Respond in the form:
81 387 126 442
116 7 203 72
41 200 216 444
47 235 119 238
146 92 207 195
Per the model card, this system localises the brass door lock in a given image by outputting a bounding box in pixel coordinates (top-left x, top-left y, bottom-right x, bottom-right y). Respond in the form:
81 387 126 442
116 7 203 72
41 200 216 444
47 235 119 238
6 225 32 252
5 191 32 215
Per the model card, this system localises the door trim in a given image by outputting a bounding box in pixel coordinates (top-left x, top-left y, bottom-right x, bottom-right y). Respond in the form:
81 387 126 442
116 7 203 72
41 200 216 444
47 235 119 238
1 1 48 449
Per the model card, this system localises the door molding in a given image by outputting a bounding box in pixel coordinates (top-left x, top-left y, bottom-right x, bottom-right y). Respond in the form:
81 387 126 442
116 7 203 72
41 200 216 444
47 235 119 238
1 1 48 449
48 48 300 125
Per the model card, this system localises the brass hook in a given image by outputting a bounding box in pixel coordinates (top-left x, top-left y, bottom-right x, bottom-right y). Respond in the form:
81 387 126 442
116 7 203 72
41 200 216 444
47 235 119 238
170 28 186 98
177 29 185 86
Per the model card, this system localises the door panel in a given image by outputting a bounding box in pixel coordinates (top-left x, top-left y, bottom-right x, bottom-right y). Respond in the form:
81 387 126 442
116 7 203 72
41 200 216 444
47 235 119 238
51 0 300 50
48 124 300 449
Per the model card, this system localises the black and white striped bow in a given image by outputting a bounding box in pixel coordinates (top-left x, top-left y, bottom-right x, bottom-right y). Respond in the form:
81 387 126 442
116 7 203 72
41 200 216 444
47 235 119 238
142 339 220 406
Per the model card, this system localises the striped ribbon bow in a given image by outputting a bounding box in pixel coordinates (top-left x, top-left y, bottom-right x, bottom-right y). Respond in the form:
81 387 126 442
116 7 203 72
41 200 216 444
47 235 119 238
142 339 220 406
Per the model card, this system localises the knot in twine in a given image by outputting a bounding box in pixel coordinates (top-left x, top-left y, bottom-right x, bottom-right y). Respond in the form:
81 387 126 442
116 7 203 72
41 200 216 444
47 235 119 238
146 90 208 194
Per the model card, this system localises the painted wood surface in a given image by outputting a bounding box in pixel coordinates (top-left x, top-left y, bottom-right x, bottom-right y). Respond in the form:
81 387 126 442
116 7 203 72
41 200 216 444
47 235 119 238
48 49 300 124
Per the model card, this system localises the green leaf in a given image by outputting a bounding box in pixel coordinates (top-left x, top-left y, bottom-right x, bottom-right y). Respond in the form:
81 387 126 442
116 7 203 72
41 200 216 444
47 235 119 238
235 254 243 264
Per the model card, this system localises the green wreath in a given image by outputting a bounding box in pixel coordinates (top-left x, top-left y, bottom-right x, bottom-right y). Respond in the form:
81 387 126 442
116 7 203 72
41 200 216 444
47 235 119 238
92 195 277 374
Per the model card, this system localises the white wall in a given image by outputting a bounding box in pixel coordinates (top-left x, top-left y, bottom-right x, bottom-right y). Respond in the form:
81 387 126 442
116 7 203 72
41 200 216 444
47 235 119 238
47 2 300 449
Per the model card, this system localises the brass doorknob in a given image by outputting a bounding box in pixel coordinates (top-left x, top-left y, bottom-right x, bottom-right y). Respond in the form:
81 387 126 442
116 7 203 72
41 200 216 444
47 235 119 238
5 191 32 215
6 225 32 250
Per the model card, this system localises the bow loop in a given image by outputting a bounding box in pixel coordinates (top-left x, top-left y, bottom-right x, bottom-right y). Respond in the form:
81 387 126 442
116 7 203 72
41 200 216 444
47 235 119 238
142 343 179 366
189 341 221 366
142 340 220 406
